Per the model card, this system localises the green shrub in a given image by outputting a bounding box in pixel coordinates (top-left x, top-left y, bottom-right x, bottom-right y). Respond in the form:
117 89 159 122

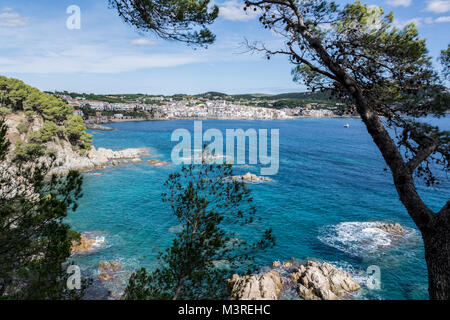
29 121 63 143
67 230 81 244
14 141 46 161
0 107 11 115
16 120 30 134
64 115 92 151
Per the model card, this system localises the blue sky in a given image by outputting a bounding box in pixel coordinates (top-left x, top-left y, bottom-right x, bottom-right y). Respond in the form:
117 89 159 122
0 0 449 95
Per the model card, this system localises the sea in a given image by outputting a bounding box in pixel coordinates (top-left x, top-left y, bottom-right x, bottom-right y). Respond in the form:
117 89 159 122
65 117 450 300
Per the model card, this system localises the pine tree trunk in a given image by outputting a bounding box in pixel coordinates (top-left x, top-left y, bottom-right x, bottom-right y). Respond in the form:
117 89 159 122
422 208 450 300
295 20 450 300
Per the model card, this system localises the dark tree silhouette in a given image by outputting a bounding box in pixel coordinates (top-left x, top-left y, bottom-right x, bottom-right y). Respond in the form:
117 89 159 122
124 159 275 300
0 118 89 299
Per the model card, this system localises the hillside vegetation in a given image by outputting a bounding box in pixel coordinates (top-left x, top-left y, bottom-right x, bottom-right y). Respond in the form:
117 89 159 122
0 76 92 155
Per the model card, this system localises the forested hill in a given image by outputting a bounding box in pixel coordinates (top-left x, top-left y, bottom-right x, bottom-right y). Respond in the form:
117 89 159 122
0 76 92 158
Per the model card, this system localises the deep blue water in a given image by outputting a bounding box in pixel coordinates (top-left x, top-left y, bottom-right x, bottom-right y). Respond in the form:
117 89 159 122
66 118 449 300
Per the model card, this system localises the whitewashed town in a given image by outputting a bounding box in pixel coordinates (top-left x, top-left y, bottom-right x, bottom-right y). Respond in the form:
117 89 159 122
55 92 350 125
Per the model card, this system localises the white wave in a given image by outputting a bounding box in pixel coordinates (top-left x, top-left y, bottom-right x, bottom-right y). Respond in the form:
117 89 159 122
318 221 417 258
92 236 105 248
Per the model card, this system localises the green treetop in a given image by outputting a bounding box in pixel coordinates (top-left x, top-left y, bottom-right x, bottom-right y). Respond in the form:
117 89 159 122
0 76 92 153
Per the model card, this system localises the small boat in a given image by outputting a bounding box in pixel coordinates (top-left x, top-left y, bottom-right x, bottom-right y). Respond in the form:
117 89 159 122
344 124 350 128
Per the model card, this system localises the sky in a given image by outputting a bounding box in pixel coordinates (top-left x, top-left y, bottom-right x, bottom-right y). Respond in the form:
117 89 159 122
0 0 449 95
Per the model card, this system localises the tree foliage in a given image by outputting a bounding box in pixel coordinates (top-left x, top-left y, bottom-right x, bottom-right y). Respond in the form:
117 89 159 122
0 118 89 299
109 0 219 46
0 76 92 153
124 160 275 300
440 44 450 81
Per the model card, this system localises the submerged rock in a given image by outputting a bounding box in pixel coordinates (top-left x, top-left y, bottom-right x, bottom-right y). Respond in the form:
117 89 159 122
85 123 115 131
228 270 284 300
147 159 170 167
290 261 360 300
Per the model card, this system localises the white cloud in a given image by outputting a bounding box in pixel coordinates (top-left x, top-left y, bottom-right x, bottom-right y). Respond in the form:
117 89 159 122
386 0 412 7
425 0 450 13
131 38 155 46
219 0 260 21
0 8 29 27
0 44 200 74
434 15 450 22
393 18 423 28
422 15 450 23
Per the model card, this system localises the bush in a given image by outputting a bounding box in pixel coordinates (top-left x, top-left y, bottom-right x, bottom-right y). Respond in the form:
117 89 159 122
13 141 46 162
16 120 30 134
64 115 93 152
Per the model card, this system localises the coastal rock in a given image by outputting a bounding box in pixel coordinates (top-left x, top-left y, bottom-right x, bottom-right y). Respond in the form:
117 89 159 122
272 261 281 268
375 223 404 235
228 270 284 300
48 143 150 175
85 123 115 131
147 159 170 167
98 273 113 281
231 172 273 182
98 261 123 273
71 236 96 253
290 261 360 300
4 111 150 176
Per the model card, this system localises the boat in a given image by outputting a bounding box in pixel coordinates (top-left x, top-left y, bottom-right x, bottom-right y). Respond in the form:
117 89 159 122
344 124 350 128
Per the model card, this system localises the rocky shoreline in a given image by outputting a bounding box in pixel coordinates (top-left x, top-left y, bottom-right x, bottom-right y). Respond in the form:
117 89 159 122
85 123 116 131
49 143 150 175
70 221 408 300
229 260 361 300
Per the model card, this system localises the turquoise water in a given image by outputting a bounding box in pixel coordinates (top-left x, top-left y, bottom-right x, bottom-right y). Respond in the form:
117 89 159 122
66 118 449 300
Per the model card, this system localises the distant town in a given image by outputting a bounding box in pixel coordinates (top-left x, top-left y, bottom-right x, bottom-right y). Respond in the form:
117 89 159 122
51 91 358 125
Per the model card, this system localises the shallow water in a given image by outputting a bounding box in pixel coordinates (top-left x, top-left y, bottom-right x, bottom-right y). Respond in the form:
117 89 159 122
66 118 450 300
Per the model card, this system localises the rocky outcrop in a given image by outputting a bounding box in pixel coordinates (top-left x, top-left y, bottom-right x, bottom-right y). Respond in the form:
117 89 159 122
4 112 150 176
98 273 113 281
290 261 360 300
228 270 284 300
71 236 96 253
85 123 115 131
229 260 360 301
97 261 123 282
98 261 123 273
147 159 170 167
231 172 273 182
375 223 404 235
71 234 104 254
49 143 150 175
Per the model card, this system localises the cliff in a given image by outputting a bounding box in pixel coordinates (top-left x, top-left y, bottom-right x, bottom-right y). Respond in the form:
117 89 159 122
1 76 148 174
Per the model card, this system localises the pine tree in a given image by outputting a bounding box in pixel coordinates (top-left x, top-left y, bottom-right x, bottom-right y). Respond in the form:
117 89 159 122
0 118 89 299
124 160 275 300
